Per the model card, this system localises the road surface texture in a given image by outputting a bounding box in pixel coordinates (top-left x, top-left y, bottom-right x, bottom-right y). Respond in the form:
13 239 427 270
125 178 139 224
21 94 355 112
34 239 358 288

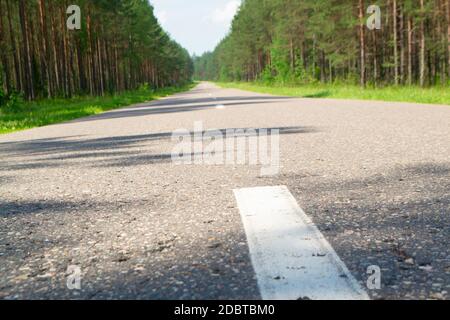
0 83 449 300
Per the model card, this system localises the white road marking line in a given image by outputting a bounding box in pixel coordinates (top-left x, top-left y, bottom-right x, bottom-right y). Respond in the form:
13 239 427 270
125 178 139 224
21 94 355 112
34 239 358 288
216 105 225 109
233 186 370 300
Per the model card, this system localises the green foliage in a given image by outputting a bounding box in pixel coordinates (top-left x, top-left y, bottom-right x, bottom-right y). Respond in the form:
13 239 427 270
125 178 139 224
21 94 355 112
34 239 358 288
0 87 21 113
194 0 449 87
270 37 292 84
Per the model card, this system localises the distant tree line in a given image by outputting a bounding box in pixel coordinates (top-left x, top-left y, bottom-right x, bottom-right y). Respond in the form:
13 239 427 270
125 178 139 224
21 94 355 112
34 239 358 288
0 0 193 101
194 0 450 87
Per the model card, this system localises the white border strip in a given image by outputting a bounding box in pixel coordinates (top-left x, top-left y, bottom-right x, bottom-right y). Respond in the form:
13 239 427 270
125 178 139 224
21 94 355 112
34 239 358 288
234 186 369 300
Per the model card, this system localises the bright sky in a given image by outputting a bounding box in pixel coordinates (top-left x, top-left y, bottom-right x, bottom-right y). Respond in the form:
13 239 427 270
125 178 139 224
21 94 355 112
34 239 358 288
149 0 241 56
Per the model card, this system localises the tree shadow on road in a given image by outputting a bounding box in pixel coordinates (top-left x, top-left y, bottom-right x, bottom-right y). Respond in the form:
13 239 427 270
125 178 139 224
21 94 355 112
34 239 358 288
0 126 319 171
68 96 294 123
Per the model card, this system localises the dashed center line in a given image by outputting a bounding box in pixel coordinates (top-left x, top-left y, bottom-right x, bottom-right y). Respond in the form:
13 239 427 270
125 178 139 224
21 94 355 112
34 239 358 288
233 186 370 300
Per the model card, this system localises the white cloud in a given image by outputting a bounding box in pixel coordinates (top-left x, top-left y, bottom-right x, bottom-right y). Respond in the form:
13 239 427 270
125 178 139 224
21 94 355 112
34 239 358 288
210 0 240 26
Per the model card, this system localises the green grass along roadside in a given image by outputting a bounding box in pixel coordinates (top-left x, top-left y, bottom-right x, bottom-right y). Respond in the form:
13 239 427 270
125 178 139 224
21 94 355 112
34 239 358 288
0 83 195 135
216 82 450 106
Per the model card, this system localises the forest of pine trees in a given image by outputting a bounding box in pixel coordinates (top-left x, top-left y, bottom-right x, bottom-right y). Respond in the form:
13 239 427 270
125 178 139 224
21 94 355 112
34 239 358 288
194 0 450 87
0 0 193 102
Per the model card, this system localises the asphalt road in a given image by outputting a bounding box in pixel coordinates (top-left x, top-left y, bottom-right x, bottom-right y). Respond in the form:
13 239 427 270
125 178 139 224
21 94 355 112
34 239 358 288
0 82 449 300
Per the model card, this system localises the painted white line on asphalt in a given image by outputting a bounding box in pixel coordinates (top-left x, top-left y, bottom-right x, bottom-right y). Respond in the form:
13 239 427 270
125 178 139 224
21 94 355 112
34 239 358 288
216 105 225 109
233 186 370 300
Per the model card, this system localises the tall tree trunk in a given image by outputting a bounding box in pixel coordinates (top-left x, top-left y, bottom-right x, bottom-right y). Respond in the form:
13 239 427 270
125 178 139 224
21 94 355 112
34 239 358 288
358 0 366 87
18 0 34 100
59 6 68 97
6 0 21 92
49 0 61 95
419 0 426 87
0 0 11 95
407 18 414 85
76 38 87 93
97 37 104 96
399 5 405 84
373 31 378 84
114 38 120 91
101 37 110 93
38 0 52 97
393 0 399 85
86 9 94 95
